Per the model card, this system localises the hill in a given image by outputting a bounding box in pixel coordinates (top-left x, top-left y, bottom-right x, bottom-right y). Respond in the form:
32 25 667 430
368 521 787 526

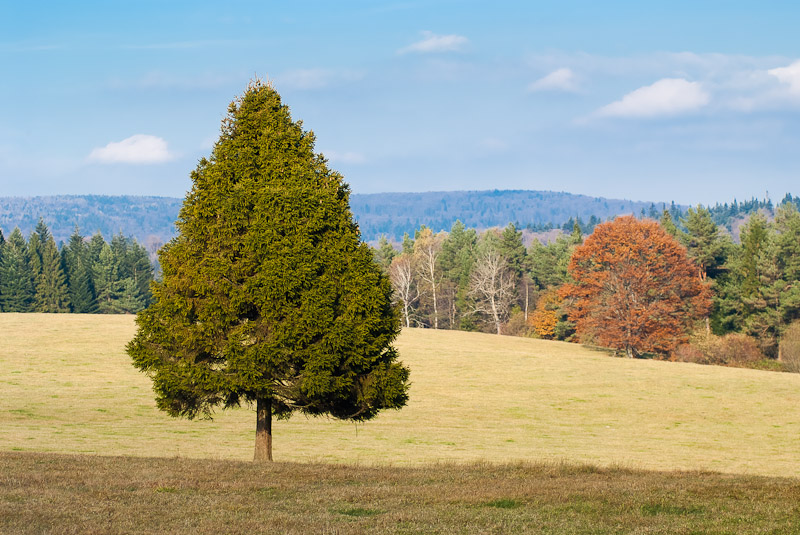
2 313 798 476
0 191 676 245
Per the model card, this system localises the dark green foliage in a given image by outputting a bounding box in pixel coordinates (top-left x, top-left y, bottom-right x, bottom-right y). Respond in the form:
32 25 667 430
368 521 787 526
62 228 97 313
372 236 396 272
680 206 727 281
660 210 679 238
0 228 35 312
33 229 70 313
127 82 409 437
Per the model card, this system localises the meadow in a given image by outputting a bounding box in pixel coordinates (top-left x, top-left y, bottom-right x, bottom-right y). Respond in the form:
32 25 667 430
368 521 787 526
3 313 800 533
1 313 798 476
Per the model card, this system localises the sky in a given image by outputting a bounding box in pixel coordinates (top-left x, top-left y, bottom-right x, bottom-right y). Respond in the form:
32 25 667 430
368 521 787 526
2 1 800 206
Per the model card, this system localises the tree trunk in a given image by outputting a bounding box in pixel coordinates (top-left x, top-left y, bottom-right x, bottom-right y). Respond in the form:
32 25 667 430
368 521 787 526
254 397 273 462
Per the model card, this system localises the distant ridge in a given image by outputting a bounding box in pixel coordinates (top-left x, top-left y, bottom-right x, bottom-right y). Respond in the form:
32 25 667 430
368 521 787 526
0 190 678 246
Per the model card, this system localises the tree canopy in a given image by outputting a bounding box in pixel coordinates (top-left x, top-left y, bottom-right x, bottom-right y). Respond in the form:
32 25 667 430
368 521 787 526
127 81 410 461
562 216 711 357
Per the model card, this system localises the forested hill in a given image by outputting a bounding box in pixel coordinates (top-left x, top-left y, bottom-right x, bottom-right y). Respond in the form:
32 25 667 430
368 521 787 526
350 190 671 240
0 196 183 250
0 190 674 246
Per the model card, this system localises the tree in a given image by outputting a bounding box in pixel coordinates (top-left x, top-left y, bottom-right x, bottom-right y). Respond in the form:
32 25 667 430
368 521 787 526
93 243 125 313
468 248 516 335
372 235 397 273
127 81 409 462
389 253 418 328
413 227 444 329
562 216 711 357
34 231 70 313
0 228 35 312
681 206 726 282
439 220 477 329
62 228 96 313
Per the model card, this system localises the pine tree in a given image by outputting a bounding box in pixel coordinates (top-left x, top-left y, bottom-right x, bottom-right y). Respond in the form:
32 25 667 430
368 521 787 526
62 228 96 313
93 243 124 313
372 235 397 273
127 81 409 462
0 228 35 312
34 232 71 312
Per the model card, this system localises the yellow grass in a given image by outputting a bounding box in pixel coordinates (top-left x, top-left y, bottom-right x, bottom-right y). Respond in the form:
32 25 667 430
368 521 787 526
1 313 798 476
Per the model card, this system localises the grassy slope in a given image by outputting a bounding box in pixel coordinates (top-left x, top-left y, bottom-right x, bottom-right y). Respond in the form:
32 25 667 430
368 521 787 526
1 313 799 476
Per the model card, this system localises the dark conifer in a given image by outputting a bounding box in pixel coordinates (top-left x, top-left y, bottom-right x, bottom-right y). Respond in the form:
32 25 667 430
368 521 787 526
127 81 409 462
0 228 35 312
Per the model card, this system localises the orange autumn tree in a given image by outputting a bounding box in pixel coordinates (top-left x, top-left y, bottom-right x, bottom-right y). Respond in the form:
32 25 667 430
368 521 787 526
561 216 711 358
530 288 561 339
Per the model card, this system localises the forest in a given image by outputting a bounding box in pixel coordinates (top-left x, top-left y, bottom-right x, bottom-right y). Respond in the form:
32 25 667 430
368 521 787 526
0 220 154 314
375 198 800 370
2 193 799 371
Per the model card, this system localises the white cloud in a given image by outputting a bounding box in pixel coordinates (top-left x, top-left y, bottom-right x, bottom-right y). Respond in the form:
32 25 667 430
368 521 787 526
768 60 800 94
322 150 366 164
597 78 710 118
398 31 468 54
528 68 578 93
276 68 364 90
88 135 174 164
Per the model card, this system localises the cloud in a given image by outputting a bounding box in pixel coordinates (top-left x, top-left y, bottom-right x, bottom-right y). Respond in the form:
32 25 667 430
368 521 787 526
398 31 468 54
88 135 174 164
768 60 800 94
528 68 578 93
322 150 366 164
275 68 364 90
597 78 710 118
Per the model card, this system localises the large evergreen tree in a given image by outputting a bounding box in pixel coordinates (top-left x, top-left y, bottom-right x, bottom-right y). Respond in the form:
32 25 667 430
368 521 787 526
127 81 409 462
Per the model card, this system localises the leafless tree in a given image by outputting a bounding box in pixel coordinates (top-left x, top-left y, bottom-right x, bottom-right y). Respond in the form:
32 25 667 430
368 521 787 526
414 228 444 329
389 254 418 328
469 251 516 334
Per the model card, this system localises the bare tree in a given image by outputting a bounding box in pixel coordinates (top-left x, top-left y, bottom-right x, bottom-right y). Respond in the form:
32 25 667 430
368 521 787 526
389 254 418 328
414 228 444 329
469 251 516 334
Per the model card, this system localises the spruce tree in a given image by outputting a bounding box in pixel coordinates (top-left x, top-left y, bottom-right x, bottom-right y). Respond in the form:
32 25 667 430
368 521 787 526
0 228 35 312
34 233 71 312
62 228 96 313
127 81 409 461
94 243 124 313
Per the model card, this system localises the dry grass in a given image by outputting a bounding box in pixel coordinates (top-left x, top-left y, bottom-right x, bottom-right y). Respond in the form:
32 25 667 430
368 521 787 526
1 313 799 477
2 452 799 534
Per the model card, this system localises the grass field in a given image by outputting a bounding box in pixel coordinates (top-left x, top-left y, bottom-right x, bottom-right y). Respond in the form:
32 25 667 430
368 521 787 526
1 313 799 477
2 452 799 534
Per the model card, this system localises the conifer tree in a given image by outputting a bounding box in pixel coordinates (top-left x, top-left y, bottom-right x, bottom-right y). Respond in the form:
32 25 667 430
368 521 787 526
0 228 35 312
372 235 397 273
127 81 409 462
94 243 124 313
34 233 70 312
62 228 96 313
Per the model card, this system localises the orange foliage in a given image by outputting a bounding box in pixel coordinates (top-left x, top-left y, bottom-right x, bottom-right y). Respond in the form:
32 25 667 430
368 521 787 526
561 216 711 357
530 288 560 339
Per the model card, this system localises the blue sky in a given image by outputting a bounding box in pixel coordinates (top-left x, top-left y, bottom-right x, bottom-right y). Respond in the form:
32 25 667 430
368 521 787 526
2 1 800 205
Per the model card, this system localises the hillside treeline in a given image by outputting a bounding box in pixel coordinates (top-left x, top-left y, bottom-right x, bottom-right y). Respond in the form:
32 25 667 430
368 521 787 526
0 220 154 314
376 199 800 369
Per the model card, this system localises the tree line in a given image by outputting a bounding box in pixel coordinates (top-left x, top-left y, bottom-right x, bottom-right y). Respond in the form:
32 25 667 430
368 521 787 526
374 199 800 366
0 219 154 314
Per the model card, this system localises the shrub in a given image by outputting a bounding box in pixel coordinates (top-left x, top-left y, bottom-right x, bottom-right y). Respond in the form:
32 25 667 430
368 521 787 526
780 321 800 373
670 332 765 368
504 310 533 337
